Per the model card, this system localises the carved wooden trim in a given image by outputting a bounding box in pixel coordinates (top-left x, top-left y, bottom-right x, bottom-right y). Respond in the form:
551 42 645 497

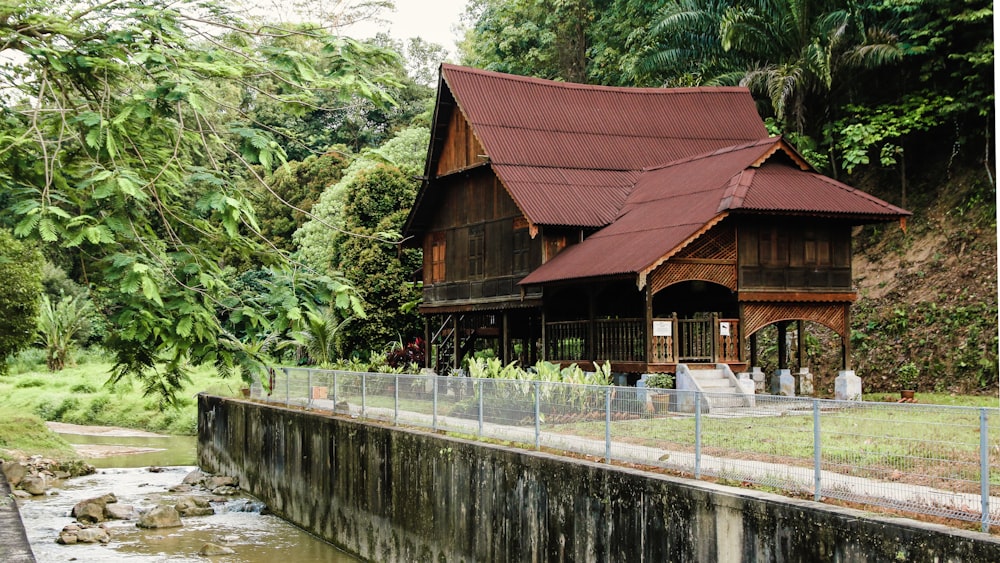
650 262 737 294
743 302 849 339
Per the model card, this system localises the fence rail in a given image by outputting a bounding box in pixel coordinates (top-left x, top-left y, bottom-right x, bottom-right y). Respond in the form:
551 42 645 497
255 367 1000 532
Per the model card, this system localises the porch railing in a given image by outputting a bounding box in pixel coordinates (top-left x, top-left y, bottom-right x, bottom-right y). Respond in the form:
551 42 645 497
545 316 740 366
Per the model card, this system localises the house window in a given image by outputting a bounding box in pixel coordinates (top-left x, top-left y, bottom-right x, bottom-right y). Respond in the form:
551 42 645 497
513 227 530 274
430 232 446 283
468 225 485 278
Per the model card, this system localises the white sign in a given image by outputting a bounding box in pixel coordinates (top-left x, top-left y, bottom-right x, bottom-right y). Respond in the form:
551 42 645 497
719 321 731 337
652 321 672 337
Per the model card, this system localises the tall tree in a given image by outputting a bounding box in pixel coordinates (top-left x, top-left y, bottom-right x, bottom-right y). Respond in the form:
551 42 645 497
0 229 44 373
0 0 395 404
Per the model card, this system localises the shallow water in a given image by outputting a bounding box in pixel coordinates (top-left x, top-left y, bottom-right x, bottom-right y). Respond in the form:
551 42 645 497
17 434 360 562
60 433 198 468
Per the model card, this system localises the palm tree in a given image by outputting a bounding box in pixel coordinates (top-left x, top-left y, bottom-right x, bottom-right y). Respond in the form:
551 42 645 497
722 0 901 133
279 303 354 368
637 0 902 135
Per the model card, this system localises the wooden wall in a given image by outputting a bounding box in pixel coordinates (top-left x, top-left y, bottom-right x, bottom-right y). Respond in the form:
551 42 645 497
435 109 486 176
738 220 852 291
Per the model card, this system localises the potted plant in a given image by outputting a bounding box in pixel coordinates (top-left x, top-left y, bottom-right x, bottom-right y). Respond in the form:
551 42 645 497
896 362 918 399
646 373 675 413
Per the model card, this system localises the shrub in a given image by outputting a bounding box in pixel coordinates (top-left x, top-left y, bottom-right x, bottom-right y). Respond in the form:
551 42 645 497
0 229 44 374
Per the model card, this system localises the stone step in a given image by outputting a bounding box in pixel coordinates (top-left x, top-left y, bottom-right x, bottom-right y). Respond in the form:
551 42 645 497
697 379 735 389
691 369 726 379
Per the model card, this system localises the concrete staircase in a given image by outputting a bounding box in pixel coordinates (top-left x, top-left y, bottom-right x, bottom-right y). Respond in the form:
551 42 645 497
677 364 754 412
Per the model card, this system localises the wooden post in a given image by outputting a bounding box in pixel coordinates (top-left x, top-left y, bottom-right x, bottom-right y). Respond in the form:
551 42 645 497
586 288 596 360
453 314 460 373
502 311 510 364
645 285 653 365
750 331 758 368
424 317 431 369
842 304 852 370
540 309 547 362
711 312 720 363
671 312 679 363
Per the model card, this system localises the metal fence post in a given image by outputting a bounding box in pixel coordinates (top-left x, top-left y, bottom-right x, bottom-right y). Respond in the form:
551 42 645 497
280 368 290 404
307 369 313 408
477 379 484 438
534 380 541 450
981 408 990 533
285 368 290 406
813 400 822 501
694 391 702 479
361 373 367 419
333 372 338 407
433 375 438 431
605 386 612 464
394 373 399 425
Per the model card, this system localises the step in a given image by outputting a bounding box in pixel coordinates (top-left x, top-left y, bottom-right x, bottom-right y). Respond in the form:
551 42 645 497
691 370 727 380
698 379 735 389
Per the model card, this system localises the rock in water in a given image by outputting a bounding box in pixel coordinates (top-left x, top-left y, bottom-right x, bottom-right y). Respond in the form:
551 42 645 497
72 493 118 524
20 475 47 496
1 461 27 486
199 543 236 556
104 503 136 520
175 496 215 517
136 505 183 529
181 468 205 486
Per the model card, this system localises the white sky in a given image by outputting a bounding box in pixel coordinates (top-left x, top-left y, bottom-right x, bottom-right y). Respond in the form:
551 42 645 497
346 0 468 58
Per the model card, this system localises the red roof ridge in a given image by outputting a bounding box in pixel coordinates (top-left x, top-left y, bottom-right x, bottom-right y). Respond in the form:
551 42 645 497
441 63 751 95
642 137 778 173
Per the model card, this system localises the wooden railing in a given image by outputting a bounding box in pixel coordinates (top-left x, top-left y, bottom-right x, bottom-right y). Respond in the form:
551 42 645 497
594 319 645 362
545 316 739 365
546 320 588 361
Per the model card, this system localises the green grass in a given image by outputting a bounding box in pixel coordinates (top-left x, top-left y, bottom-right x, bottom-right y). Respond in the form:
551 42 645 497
0 350 244 436
0 408 79 462
864 392 1000 408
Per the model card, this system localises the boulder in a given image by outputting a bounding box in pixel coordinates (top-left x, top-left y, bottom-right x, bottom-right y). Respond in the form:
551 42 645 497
73 493 118 524
168 483 194 493
76 526 110 544
136 505 183 529
104 503 136 520
1 461 27 486
203 475 236 490
211 485 239 496
20 475 47 495
56 523 109 545
199 543 236 556
175 496 215 517
181 468 206 486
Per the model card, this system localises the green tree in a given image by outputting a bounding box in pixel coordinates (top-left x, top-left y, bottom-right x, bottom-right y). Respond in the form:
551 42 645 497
0 229 43 373
334 165 422 357
294 126 429 273
0 0 397 404
636 0 901 135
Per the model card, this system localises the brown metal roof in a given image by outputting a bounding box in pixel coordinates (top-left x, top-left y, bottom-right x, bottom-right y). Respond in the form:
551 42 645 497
439 64 769 227
404 65 909 286
520 139 910 286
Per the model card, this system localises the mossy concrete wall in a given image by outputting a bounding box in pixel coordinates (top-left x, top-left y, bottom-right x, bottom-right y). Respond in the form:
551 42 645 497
198 395 1000 562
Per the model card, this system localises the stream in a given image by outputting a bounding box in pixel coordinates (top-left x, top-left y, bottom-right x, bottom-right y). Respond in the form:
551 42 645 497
18 431 360 562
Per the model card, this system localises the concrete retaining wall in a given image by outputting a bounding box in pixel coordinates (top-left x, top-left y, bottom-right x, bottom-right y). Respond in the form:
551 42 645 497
198 395 1000 562
0 469 36 563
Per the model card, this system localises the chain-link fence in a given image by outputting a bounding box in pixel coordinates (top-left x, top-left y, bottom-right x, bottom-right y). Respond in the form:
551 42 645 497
256 367 1000 532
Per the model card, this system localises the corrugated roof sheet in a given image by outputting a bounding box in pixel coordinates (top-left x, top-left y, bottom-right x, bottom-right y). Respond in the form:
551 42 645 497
521 139 909 285
406 64 909 285
440 64 769 227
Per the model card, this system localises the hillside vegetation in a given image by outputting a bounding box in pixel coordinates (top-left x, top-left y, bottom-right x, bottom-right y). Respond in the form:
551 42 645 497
850 155 997 395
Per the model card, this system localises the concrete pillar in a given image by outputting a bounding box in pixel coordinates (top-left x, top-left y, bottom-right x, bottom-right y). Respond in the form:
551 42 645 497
835 370 862 401
770 368 795 396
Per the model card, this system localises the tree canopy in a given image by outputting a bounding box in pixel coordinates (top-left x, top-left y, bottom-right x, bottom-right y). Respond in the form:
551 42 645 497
0 0 398 403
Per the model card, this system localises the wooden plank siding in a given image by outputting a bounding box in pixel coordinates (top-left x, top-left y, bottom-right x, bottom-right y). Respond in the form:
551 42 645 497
435 108 486 176
737 219 853 291
422 167 542 307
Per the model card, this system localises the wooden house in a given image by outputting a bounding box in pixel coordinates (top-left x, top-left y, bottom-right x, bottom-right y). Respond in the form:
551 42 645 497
404 65 909 377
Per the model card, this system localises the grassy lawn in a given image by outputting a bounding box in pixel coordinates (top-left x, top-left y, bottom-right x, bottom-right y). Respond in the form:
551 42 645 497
0 351 243 436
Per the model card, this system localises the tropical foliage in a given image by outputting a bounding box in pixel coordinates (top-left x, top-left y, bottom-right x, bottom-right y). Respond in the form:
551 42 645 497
0 229 44 373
